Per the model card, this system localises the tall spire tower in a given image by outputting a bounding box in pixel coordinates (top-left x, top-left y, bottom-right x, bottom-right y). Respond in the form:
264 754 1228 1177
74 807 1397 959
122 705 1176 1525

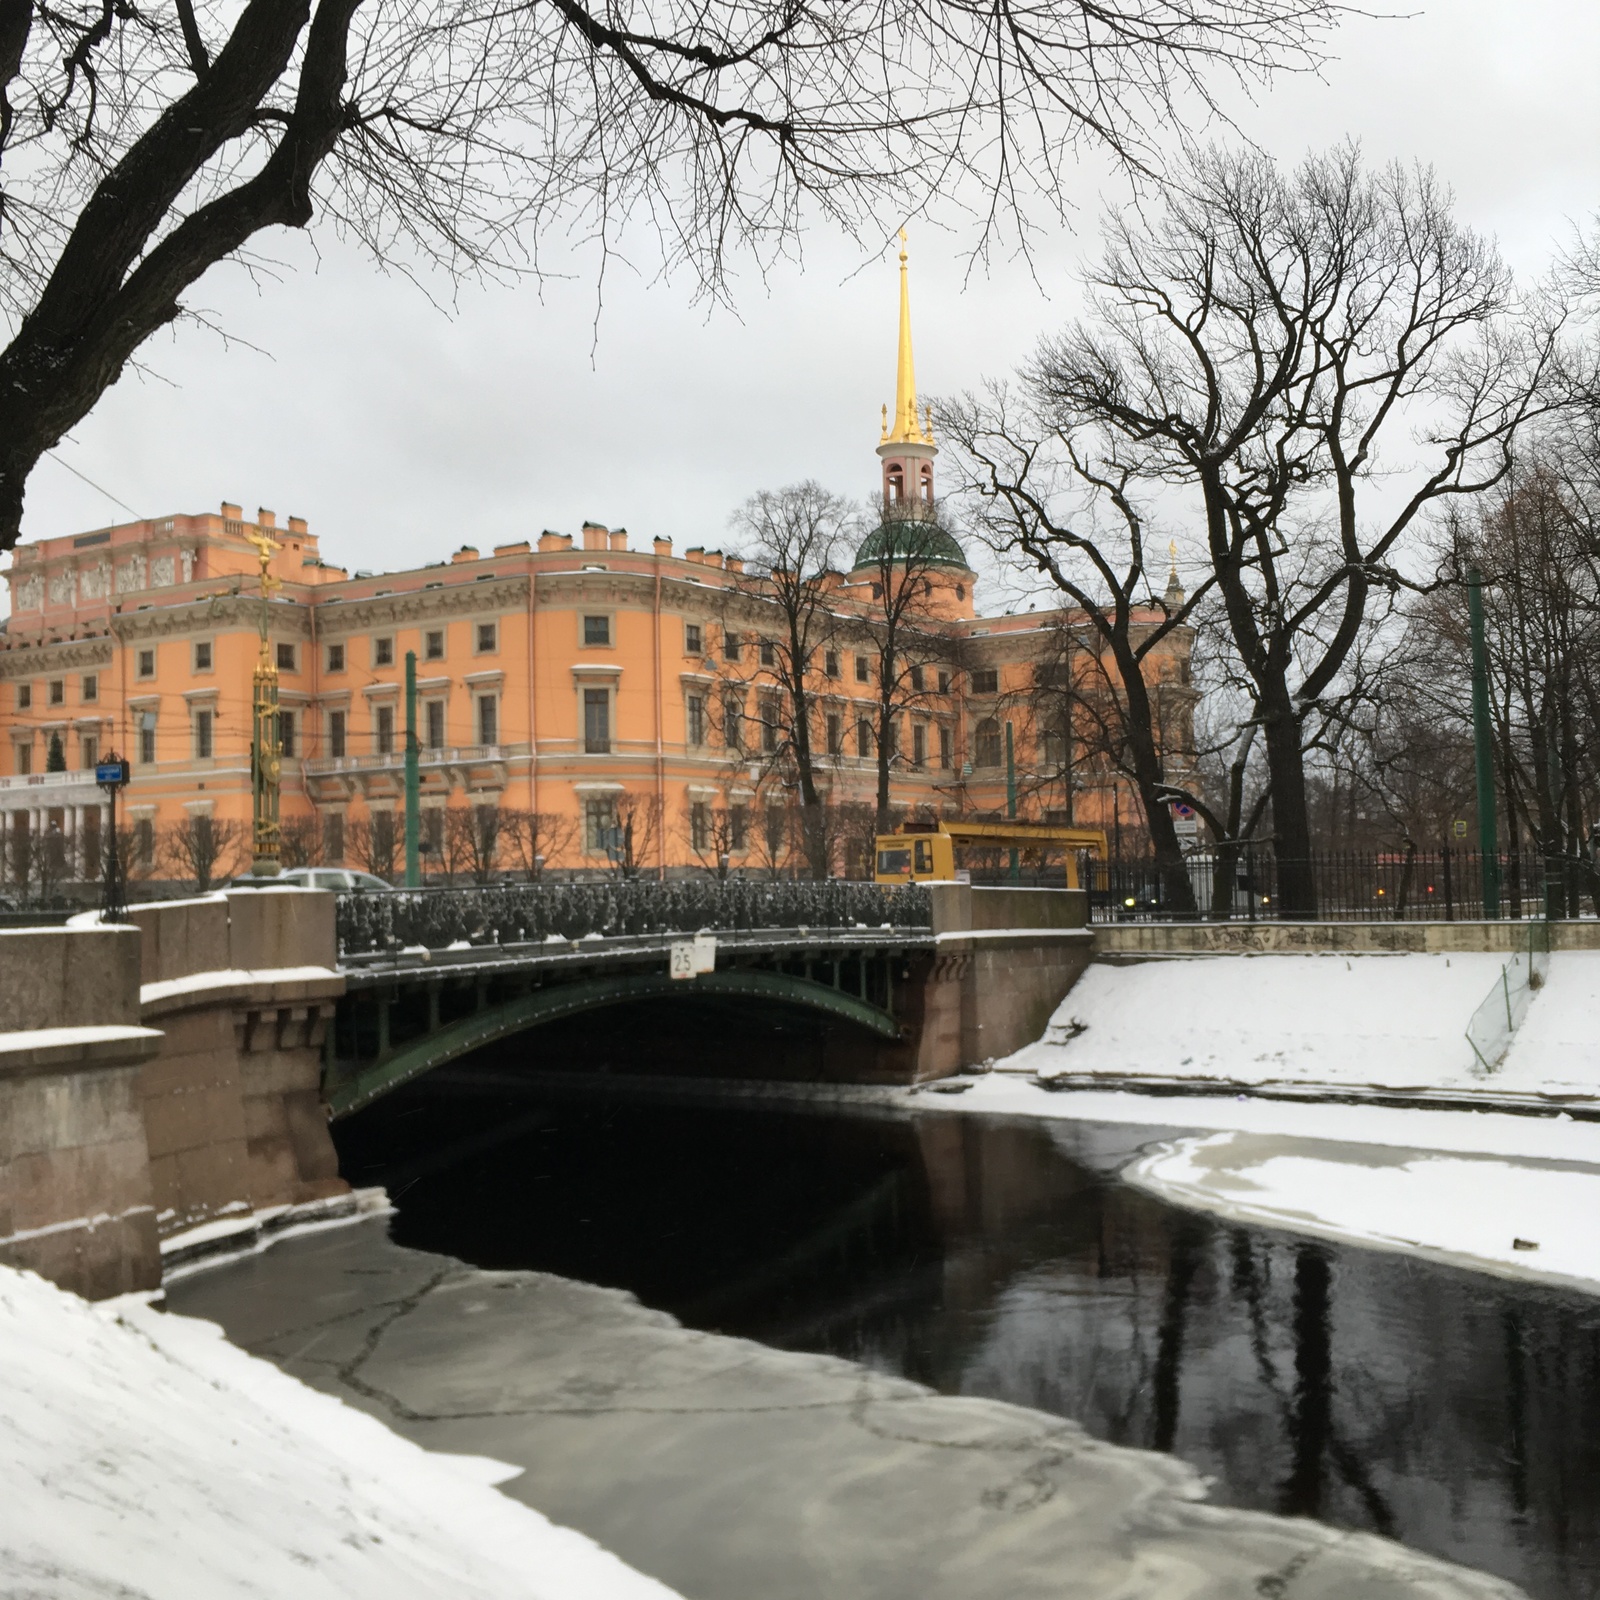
877 230 936 509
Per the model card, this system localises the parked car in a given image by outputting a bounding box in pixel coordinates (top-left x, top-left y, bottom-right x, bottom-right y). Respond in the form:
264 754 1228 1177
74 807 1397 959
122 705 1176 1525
231 867 394 893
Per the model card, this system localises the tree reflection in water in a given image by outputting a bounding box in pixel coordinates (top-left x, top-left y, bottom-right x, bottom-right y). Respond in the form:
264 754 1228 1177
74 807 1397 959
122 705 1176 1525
337 1085 1600 1600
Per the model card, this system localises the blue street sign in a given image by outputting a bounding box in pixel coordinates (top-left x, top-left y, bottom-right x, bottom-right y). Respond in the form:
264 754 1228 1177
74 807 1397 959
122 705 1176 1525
95 759 130 788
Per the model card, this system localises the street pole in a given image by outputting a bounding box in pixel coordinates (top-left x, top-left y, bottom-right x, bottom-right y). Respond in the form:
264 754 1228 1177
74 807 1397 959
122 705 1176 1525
1467 566 1501 918
1005 720 1019 883
96 754 130 922
404 651 420 888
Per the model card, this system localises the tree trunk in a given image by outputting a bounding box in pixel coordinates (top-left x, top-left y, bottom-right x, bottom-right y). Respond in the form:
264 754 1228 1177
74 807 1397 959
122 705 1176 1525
1260 681 1317 918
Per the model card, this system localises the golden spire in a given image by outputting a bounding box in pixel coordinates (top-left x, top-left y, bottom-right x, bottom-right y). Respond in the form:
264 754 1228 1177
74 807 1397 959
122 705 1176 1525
884 229 929 446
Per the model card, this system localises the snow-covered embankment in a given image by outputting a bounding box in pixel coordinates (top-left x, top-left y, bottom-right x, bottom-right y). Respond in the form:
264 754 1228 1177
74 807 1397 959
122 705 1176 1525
0 1263 682 1599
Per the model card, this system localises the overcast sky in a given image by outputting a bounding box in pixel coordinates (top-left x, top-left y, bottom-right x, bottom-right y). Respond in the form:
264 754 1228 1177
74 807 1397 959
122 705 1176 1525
12 0 1599 609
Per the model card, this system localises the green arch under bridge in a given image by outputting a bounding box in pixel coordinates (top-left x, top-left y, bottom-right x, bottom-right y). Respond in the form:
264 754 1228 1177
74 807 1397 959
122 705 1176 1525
324 968 905 1120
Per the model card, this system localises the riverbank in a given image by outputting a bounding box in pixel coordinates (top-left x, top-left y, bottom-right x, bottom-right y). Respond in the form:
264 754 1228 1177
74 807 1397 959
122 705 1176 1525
0 1256 682 1599
166 1212 1530 1600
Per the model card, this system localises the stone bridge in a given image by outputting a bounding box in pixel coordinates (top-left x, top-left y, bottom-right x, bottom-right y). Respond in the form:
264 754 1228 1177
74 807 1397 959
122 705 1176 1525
1 880 1090 1301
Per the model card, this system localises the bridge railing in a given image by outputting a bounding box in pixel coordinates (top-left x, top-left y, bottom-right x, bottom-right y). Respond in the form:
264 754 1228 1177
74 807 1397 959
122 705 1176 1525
335 879 932 956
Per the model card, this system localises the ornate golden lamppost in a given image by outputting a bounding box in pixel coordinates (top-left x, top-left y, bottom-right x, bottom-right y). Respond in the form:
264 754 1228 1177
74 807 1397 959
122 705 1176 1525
244 529 283 876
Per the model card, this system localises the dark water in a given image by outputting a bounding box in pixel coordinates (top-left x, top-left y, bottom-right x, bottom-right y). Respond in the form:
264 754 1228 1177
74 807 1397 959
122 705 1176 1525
337 1082 1600 1600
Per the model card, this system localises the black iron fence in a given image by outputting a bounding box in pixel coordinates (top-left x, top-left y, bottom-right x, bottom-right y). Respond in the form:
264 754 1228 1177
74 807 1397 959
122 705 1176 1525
1087 848 1591 923
336 877 933 956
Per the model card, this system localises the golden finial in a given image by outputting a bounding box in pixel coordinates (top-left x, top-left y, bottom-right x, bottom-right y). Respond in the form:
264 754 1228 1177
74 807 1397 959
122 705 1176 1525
885 228 927 446
1168 539 1179 582
880 403 889 442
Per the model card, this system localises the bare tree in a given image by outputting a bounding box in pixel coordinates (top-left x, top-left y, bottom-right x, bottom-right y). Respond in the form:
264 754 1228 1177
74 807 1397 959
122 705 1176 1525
445 801 504 884
0 0 1346 548
278 814 324 868
346 812 397 881
948 391 1208 909
596 791 661 880
160 813 247 890
728 482 855 876
501 808 578 880
853 515 962 830
681 797 744 879
1034 144 1558 915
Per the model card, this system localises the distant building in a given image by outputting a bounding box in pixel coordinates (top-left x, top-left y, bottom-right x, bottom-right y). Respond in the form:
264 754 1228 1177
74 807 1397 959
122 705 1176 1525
0 250 1194 885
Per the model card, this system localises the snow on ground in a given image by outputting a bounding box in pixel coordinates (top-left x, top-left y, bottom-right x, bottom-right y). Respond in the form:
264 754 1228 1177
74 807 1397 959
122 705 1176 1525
999 949 1600 1098
1125 1131 1600 1294
0 1263 683 1599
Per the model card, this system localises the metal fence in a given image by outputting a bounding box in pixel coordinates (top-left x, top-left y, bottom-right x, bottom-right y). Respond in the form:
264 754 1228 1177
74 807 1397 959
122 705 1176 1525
1465 918 1552 1073
1087 848 1579 923
335 877 933 955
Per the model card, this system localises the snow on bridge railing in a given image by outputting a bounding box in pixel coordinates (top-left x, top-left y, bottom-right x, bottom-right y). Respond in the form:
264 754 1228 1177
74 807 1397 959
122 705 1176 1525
335 879 932 957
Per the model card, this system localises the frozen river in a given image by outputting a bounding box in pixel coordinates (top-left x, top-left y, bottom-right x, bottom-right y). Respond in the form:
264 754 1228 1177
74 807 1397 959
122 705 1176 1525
171 1084 1600 1599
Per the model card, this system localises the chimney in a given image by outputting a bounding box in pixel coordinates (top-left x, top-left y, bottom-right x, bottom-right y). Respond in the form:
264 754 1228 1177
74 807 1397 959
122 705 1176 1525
451 545 479 564
494 540 531 555
538 531 573 552
704 550 724 570
287 516 308 536
724 555 744 574
608 529 628 552
257 508 276 528
685 547 704 565
581 522 608 552
653 536 673 557
220 501 242 520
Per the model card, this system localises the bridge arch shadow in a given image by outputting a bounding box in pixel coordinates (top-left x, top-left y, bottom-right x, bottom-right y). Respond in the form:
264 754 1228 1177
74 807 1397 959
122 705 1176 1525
326 970 904 1120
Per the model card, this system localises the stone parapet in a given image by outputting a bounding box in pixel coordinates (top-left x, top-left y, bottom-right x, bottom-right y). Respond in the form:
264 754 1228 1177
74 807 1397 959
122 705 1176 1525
0 926 162 1298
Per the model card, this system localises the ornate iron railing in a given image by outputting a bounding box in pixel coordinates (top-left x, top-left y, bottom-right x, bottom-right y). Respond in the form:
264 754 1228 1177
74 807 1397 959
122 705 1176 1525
336 878 932 955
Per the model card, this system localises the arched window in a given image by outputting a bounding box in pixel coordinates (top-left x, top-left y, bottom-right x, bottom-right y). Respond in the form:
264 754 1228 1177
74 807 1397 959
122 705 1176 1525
887 464 904 503
919 464 933 502
855 718 874 757
955 583 965 601
974 717 1002 769
1042 719 1069 767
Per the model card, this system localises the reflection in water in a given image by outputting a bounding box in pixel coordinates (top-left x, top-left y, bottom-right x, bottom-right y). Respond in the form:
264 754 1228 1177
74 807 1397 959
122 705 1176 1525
337 1084 1600 1600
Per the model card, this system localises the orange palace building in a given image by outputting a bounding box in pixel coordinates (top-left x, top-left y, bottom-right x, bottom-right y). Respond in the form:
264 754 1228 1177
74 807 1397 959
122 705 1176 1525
0 257 1194 885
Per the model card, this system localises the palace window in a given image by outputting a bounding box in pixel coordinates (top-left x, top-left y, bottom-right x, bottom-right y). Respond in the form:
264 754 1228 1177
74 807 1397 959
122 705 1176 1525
939 726 953 770
686 694 706 747
824 649 840 678
424 630 445 661
937 669 950 694
722 628 741 663
477 694 498 747
14 741 31 776
970 668 998 695
373 637 394 667
375 704 395 755
729 805 748 851
684 623 703 656
759 693 780 754
476 622 498 654
974 717 1002 769
759 640 776 668
16 683 30 709
193 709 214 760
690 802 710 852
278 711 296 759
275 642 296 672
827 713 842 756
721 687 744 750
135 819 154 867
324 813 345 864
584 689 610 754
48 678 64 705
193 642 212 673
138 714 156 766
910 664 923 693
912 723 927 769
81 673 98 703
80 734 98 771
585 798 618 854
855 718 873 757
854 654 870 684
425 700 445 750
326 642 345 673
583 615 611 647
328 710 346 759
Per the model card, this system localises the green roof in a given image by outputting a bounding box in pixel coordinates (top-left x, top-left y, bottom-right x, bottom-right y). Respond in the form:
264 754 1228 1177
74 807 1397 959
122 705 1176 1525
851 515 970 573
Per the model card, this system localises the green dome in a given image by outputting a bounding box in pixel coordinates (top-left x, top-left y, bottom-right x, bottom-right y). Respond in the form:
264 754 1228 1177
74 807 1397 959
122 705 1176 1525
851 515 970 573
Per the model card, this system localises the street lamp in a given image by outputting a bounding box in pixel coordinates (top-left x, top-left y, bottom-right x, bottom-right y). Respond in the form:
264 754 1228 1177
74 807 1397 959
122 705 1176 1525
95 753 131 922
